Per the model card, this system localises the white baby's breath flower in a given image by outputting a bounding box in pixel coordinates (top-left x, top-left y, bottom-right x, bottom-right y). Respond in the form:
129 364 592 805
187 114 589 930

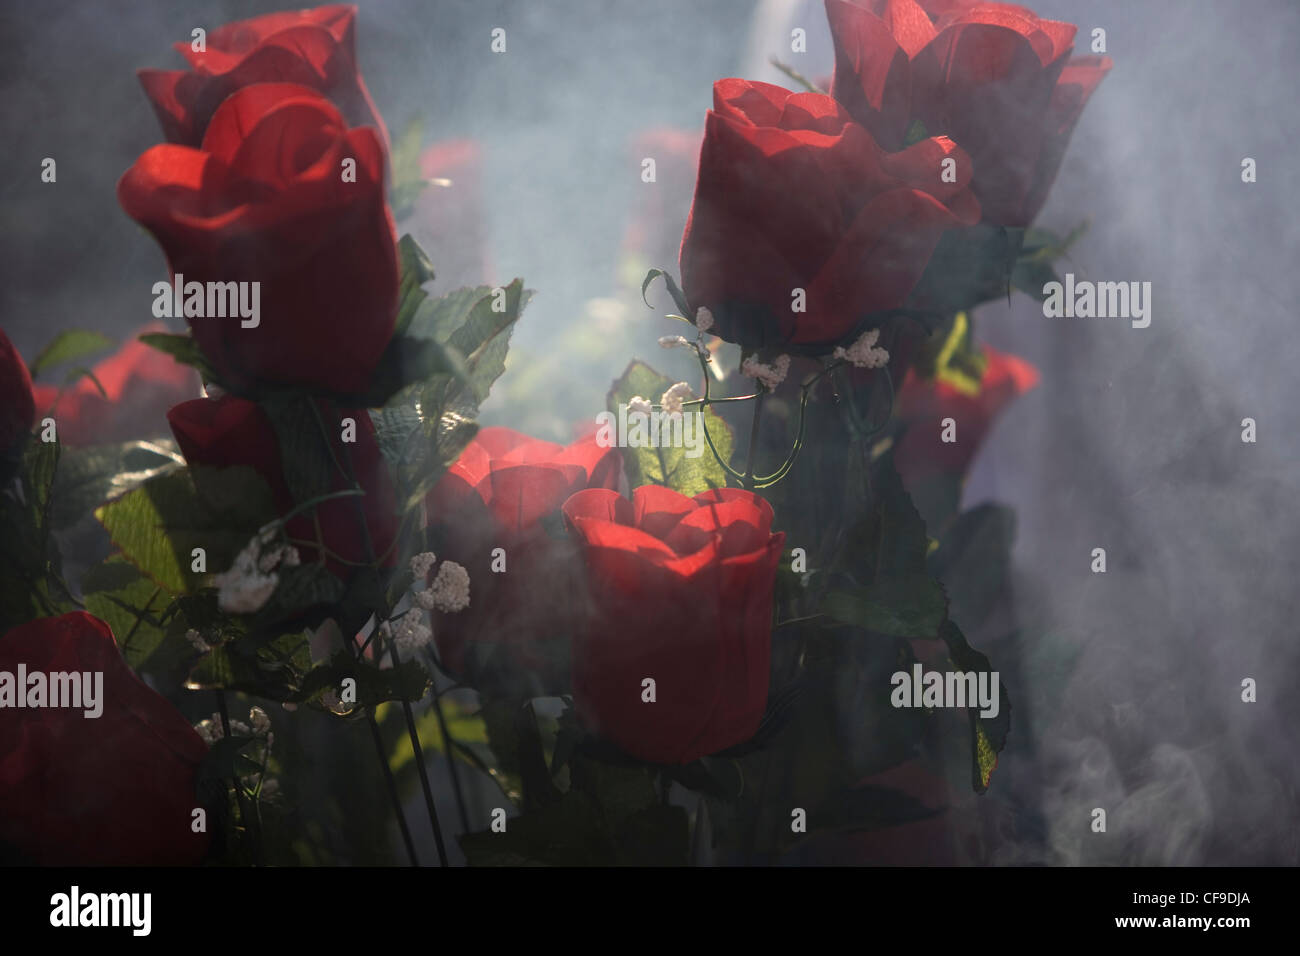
741 354 791 391
409 551 437 580
627 396 653 416
388 608 433 654
658 334 692 350
833 328 890 369
249 706 271 736
694 307 714 334
194 718 221 746
214 529 298 614
427 560 471 613
660 381 696 417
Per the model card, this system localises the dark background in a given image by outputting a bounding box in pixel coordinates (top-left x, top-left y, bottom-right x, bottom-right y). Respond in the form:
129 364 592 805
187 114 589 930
2 0 1297 864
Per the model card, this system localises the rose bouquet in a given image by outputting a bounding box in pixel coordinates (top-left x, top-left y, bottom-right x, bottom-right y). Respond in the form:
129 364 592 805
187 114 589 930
0 0 1107 866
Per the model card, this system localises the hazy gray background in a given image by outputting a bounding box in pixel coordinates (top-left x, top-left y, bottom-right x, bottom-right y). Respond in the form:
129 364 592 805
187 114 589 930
2 0 1297 864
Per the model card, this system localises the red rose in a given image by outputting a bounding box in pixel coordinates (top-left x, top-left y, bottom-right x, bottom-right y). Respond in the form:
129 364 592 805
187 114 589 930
679 79 979 350
0 612 210 865
827 0 1111 226
118 82 398 396
562 486 784 764
425 427 621 691
29 324 199 447
138 4 387 148
168 394 398 573
893 343 1039 481
0 330 35 458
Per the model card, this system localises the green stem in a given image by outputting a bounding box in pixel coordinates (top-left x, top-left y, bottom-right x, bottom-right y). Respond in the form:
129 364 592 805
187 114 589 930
270 488 364 529
389 641 450 867
307 398 445 866
743 390 766 489
768 56 824 94
432 683 472 833
750 360 842 488
355 685 418 867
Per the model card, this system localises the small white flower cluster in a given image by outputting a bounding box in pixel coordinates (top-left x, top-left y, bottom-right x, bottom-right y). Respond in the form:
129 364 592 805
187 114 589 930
213 528 300 614
409 551 437 580
658 334 692 350
659 381 696 417
193 706 273 747
193 707 278 798
833 329 890 369
409 553 471 614
694 307 714 334
741 354 791 391
185 629 211 653
383 609 433 654
250 705 271 736
627 395 653 416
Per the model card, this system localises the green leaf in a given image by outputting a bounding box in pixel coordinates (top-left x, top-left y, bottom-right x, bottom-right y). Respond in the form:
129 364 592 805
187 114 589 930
28 329 112 378
187 629 313 701
640 267 693 318
197 734 263 784
50 439 184 530
393 232 436 337
93 466 277 594
928 504 1016 631
138 332 219 380
0 438 74 631
296 650 430 707
821 574 947 638
260 396 338 506
832 457 931 584
606 359 734 496
435 280 531 406
904 224 1026 315
939 620 1010 793
82 556 168 671
389 119 427 220
1011 221 1088 301
62 367 108 398
248 562 345 631
354 335 466 409
1010 256 1061 302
